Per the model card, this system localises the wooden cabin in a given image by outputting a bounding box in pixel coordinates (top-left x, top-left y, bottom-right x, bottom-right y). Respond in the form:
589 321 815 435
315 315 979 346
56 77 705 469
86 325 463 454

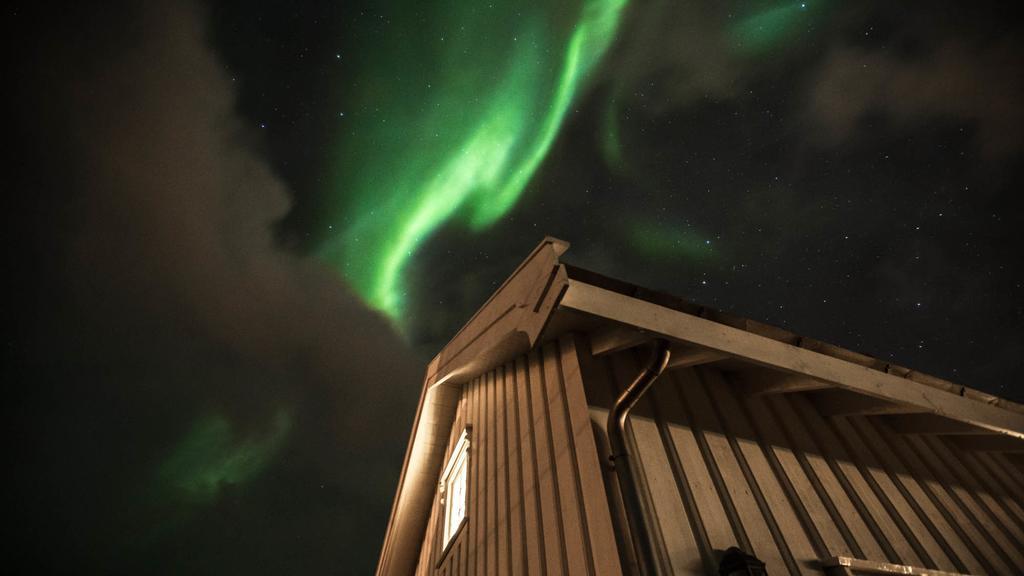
376 238 1024 576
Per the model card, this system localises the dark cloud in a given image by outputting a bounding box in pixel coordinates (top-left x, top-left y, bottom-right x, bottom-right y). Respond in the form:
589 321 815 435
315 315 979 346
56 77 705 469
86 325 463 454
9 1 418 573
806 38 1023 161
600 2 1022 164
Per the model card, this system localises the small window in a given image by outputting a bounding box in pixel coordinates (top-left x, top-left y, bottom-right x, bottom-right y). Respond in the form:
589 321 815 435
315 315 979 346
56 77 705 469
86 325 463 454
440 428 470 548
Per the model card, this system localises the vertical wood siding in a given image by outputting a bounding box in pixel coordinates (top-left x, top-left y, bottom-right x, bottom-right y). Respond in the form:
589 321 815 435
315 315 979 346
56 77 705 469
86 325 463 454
413 335 623 576
587 349 1024 575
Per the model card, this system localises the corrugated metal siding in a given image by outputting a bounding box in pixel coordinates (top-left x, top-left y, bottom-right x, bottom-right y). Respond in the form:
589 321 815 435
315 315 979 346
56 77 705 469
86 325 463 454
586 349 1024 575
413 335 623 576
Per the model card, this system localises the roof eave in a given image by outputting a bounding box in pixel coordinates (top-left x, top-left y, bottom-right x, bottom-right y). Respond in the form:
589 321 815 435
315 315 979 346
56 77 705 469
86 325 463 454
559 278 1024 440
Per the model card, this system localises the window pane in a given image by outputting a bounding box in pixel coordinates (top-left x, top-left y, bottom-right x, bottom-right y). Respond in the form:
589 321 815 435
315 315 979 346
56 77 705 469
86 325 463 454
440 429 470 548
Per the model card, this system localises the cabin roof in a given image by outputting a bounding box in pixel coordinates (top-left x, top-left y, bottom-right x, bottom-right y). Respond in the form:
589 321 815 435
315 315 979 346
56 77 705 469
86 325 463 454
376 237 1024 576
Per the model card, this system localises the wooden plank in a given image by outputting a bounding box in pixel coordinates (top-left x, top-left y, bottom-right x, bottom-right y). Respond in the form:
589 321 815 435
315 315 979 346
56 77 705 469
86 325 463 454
558 334 625 576
665 348 729 370
592 332 726 370
770 394 889 561
487 369 498 576
1008 454 1024 475
880 414 993 435
495 366 509 576
414 496 431 575
814 389 925 417
481 371 493 576
951 449 1024 529
686 369 791 574
514 356 543 576
662 369 760 556
924 436 1024 551
822 555 975 576
426 480 438 574
528 348 565 575
542 341 591 576
790 394 923 567
501 363 523 576
589 325 649 356
561 281 1024 438
829 415 955 570
743 370 832 396
631 384 703 575
646 374 716 575
705 371 820 575
628 411 676 572
740 388 853 559
946 435 1024 452
579 344 617 411
904 435 1024 570
975 452 1024 495
471 377 484 576
454 541 463 576
848 416 978 574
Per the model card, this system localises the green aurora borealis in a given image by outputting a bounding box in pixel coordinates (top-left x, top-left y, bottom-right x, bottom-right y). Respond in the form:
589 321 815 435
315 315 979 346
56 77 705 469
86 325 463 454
159 409 292 502
320 0 628 319
730 1 817 55
320 0 822 321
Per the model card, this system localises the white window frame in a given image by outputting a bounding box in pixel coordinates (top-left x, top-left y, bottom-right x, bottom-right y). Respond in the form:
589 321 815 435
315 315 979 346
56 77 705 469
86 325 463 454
439 428 470 550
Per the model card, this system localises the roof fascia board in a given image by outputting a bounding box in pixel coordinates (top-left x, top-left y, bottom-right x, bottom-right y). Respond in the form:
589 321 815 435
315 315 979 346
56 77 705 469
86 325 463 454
560 279 1024 440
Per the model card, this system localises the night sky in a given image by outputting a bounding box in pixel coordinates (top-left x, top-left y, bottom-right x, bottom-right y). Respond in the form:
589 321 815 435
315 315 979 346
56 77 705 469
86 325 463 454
8 1 1023 573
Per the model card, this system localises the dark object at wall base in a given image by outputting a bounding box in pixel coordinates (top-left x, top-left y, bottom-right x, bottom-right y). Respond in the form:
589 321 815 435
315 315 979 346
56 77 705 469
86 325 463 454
719 547 768 576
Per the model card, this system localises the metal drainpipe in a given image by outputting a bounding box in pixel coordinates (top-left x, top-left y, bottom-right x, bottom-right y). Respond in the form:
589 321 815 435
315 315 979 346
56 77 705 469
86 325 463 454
607 338 672 576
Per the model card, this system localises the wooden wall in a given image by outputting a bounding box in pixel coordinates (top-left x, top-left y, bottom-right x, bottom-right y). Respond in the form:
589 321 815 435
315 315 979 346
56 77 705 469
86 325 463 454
413 335 623 576
584 348 1024 575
